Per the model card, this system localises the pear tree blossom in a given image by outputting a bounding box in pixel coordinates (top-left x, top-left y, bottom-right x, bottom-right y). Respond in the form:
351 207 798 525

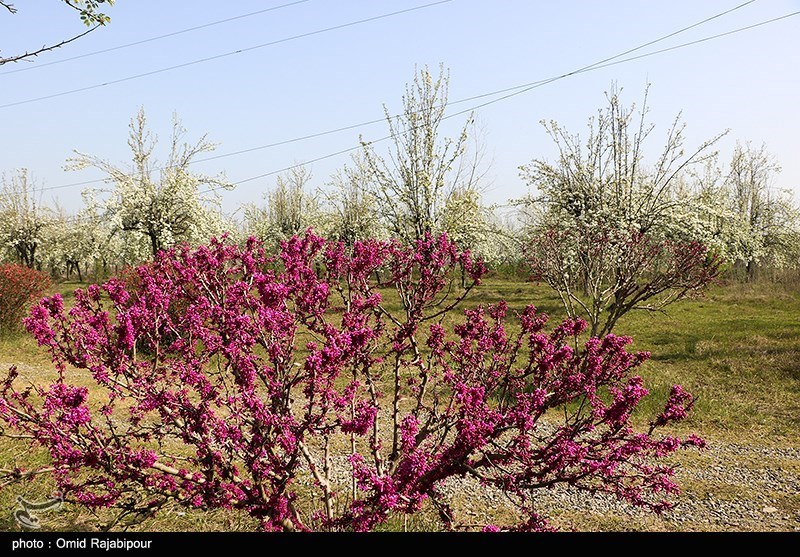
319 155 386 246
244 165 321 248
0 169 54 269
360 65 487 245
519 84 724 335
66 107 233 259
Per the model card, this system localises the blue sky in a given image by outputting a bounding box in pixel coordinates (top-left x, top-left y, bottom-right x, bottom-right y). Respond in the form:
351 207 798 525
1 0 798 217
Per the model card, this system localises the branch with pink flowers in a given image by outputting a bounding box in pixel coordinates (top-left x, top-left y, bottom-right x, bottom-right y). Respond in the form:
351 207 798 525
0 230 704 531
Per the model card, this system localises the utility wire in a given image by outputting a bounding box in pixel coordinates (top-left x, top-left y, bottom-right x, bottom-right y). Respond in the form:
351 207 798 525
201 0 763 169
0 0 452 110
208 4 799 193
39 0 769 194
0 0 311 76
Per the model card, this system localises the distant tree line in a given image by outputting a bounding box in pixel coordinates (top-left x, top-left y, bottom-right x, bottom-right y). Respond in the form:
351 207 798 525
1 68 797 290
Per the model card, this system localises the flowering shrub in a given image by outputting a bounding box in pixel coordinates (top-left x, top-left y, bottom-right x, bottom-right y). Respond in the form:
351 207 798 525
0 263 52 336
0 231 705 531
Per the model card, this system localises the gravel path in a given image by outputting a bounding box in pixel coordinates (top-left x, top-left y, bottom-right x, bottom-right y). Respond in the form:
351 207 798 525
437 438 800 531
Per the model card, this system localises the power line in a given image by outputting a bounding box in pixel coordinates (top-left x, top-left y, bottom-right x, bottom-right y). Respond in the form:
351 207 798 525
41 4 800 225
0 0 453 110
448 9 800 118
0 0 311 76
447 0 759 105
38 0 764 194
203 0 762 167
208 4 799 193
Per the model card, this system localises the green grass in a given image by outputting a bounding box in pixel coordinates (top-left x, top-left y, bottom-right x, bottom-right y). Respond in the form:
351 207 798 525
437 274 800 441
612 280 800 439
0 273 798 531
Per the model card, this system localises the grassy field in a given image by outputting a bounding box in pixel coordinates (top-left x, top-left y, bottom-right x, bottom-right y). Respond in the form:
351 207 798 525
0 273 798 531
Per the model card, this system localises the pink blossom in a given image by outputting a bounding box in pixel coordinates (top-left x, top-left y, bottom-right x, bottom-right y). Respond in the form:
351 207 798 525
0 231 702 532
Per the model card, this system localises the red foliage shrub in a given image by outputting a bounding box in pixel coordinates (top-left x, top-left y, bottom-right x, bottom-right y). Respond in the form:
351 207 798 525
0 263 52 335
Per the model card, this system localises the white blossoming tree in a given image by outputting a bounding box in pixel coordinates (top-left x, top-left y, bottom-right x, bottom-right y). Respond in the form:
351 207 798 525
243 165 321 248
359 64 489 245
318 154 386 246
66 108 233 260
519 84 725 335
0 169 54 269
520 84 726 239
40 191 126 281
40 207 89 281
441 186 519 269
662 145 800 278
723 141 800 277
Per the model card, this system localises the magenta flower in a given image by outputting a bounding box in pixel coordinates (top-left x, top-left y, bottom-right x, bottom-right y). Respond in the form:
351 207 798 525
0 231 703 532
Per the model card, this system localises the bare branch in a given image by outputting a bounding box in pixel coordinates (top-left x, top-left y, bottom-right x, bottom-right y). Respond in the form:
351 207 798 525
0 25 99 66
